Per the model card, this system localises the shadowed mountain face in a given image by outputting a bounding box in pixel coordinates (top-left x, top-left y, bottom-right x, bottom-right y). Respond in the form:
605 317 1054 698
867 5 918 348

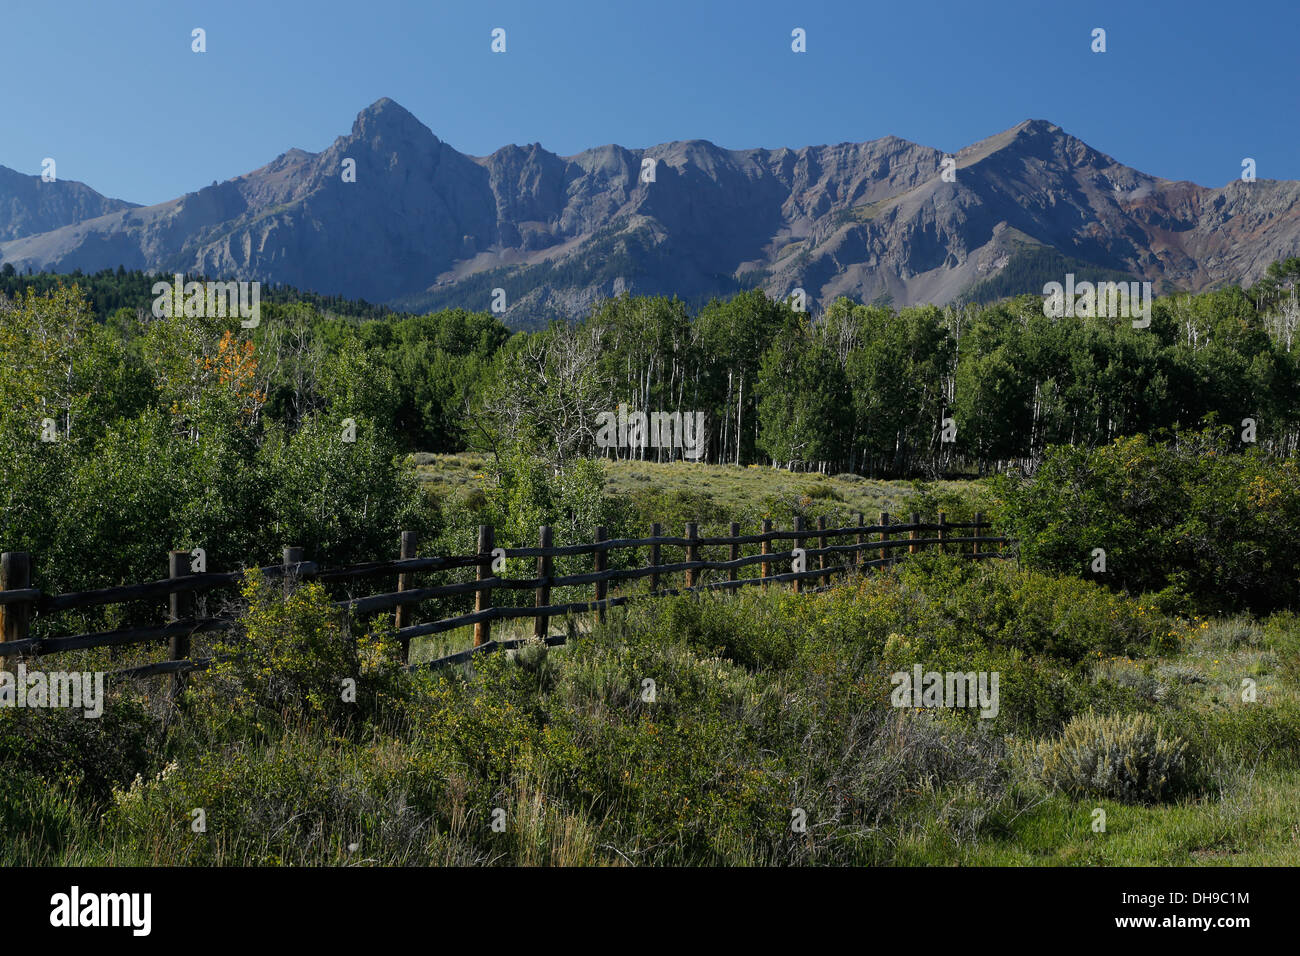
0 166 137 242
2 98 1298 324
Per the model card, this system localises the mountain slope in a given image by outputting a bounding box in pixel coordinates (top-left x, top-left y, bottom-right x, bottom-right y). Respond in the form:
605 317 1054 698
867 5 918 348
2 100 1298 325
0 166 137 242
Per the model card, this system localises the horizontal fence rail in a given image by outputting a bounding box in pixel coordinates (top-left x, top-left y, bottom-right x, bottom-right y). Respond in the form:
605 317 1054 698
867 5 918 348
0 512 1009 682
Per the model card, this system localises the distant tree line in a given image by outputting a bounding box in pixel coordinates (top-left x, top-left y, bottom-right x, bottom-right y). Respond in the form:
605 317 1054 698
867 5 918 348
475 284 1298 476
0 266 401 322
3 264 1297 478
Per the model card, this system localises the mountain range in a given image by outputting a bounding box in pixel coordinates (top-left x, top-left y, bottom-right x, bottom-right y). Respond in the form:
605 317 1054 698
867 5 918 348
2 97 1298 326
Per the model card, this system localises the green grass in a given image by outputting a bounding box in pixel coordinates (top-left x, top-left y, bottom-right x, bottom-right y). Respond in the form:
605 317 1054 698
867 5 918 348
893 768 1300 865
411 451 984 529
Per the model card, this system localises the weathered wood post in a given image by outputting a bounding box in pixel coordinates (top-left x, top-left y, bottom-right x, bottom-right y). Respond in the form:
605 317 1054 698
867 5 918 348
534 526 553 640
973 511 984 557
0 552 32 673
395 530 417 661
593 525 608 623
648 522 662 594
474 525 493 646
760 519 772 588
728 522 740 592
817 516 829 587
792 516 805 594
937 512 947 556
879 512 890 565
684 522 699 589
167 550 193 705
854 512 865 569
909 512 920 556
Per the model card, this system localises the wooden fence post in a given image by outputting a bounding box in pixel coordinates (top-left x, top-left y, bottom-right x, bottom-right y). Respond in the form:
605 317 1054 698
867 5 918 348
937 512 947 556
648 522 662 594
474 525 493 646
854 512 865 568
792 516 804 594
817 516 829 587
1 552 32 673
167 550 193 705
395 530 417 661
760 519 772 588
684 522 698 589
534 526 552 640
879 512 890 565
909 512 920 556
973 511 983 557
728 522 740 592
593 525 607 623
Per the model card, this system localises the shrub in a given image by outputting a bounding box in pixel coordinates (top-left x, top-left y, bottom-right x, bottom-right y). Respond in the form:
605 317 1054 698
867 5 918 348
450 449 624 552
0 692 156 805
620 485 727 535
892 553 1183 663
204 571 401 731
262 414 430 567
995 428 1300 613
1164 697 1300 776
639 592 798 672
1020 711 1189 803
107 728 452 866
801 482 840 501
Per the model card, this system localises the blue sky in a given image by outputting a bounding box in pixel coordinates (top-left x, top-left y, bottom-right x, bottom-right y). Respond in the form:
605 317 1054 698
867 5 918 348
6 0 1297 205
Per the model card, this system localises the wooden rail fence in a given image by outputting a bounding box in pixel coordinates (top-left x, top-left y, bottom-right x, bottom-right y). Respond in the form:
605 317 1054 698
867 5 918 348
0 512 1007 682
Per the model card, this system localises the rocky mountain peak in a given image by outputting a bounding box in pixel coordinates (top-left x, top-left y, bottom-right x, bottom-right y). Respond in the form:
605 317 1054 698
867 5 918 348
2 100 1298 326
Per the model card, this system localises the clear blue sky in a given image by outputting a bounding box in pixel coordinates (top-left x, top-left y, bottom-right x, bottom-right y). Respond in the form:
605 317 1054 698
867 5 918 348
6 0 1297 205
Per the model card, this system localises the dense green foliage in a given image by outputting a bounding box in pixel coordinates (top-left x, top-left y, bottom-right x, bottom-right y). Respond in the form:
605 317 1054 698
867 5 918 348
6 265 1297 479
0 286 428 633
996 427 1300 613
474 281 1296 476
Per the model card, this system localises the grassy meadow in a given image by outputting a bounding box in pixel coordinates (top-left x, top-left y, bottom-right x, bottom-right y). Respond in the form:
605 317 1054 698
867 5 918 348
411 451 984 529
